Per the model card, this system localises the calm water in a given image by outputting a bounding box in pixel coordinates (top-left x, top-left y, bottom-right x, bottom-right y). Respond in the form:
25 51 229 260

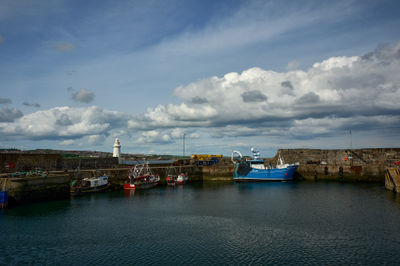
2 181 400 265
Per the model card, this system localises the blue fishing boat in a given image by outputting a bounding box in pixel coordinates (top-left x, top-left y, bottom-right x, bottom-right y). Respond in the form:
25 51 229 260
232 148 299 181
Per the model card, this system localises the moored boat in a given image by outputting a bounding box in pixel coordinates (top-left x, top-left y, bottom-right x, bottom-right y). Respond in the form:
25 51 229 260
176 173 188 184
166 166 177 186
166 175 177 186
124 162 160 190
70 175 111 195
232 148 299 181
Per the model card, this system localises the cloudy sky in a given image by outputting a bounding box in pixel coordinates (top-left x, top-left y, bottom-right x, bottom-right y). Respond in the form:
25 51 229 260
1 0 400 157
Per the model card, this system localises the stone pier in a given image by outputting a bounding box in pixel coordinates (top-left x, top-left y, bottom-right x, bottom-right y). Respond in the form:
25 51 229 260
1 165 204 205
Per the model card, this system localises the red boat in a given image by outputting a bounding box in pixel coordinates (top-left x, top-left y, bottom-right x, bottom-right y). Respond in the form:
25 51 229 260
165 166 178 186
166 175 177 186
124 163 160 190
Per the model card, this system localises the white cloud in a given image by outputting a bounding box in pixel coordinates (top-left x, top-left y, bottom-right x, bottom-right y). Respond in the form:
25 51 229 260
0 106 128 140
138 130 172 144
88 134 106 145
189 132 200 139
72 88 95 103
129 42 400 139
135 127 201 144
1 42 400 152
59 139 76 146
171 128 184 139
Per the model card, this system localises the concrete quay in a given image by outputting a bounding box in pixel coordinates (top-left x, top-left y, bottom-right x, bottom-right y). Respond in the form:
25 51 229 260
0 165 204 206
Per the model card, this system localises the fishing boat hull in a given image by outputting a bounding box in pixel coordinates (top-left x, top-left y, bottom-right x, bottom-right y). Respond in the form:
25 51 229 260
233 164 298 181
70 175 111 195
232 148 299 182
70 183 111 196
123 181 158 190
124 183 136 190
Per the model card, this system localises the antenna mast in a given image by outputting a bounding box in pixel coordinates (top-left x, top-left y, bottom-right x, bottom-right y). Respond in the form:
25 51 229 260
350 130 352 150
183 133 186 158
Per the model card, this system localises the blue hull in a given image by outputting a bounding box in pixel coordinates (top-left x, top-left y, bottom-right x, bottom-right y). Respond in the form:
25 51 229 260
234 165 298 181
0 191 8 208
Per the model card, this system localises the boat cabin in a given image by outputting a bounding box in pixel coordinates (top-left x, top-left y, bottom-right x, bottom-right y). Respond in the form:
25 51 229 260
82 175 109 187
249 160 266 169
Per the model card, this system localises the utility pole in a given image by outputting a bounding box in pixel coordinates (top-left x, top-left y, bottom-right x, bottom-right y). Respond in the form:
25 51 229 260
350 130 352 150
183 133 186 158
349 129 353 166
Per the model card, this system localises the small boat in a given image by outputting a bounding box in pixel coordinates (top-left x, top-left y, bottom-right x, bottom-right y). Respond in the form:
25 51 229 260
176 173 188 184
124 162 160 190
166 175 177 186
70 175 111 195
166 167 177 186
232 148 299 181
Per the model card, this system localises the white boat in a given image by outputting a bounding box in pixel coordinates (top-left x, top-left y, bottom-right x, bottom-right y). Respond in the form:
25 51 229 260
176 173 188 184
70 175 111 195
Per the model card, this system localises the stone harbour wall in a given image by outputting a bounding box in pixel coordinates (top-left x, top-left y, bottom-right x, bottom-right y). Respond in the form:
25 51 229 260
0 153 119 172
1 148 399 206
275 148 400 182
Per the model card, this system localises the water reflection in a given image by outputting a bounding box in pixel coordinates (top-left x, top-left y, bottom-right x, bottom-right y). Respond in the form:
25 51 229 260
385 190 400 204
3 199 71 217
124 189 136 197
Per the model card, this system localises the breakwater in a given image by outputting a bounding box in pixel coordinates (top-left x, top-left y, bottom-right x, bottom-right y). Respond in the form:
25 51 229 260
0 153 119 172
187 148 400 182
277 148 400 182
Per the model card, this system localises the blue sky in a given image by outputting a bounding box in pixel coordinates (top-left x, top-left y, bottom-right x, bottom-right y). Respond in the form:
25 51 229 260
1 0 400 157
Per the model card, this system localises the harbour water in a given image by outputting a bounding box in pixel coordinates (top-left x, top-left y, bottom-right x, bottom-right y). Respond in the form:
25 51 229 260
1 181 400 265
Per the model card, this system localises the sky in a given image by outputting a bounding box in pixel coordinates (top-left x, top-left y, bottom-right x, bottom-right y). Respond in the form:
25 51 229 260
1 0 400 157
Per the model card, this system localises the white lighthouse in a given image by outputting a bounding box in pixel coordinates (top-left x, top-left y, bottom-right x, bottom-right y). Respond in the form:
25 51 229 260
113 138 121 163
